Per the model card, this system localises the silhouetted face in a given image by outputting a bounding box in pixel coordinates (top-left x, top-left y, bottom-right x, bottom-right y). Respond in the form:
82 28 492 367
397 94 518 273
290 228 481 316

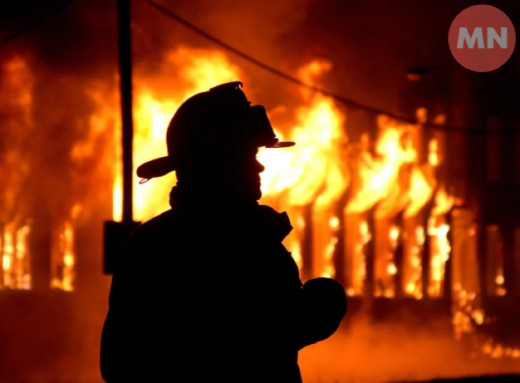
217 145 265 201
175 144 265 202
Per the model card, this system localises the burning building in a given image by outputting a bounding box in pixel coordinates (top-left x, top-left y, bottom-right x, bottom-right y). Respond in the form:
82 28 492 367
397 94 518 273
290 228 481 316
0 0 519 382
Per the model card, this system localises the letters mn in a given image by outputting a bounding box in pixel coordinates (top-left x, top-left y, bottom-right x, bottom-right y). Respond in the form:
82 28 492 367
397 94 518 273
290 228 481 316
457 27 508 49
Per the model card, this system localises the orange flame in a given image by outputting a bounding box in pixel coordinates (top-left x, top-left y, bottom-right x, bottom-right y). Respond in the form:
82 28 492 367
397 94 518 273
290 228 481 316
111 47 244 222
259 60 348 279
106 49 456 303
0 57 34 290
259 60 348 208
427 186 454 297
347 117 420 216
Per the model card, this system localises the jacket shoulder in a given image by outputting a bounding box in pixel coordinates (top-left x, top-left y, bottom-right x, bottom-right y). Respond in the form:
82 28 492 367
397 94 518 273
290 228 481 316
128 209 177 239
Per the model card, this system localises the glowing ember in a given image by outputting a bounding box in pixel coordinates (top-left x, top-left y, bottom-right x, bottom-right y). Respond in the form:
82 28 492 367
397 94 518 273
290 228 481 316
452 284 485 340
428 138 440 166
495 269 507 296
329 216 340 229
482 341 520 359
387 262 397 276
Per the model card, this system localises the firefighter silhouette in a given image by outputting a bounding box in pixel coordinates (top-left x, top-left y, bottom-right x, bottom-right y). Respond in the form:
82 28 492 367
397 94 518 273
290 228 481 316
100 82 347 382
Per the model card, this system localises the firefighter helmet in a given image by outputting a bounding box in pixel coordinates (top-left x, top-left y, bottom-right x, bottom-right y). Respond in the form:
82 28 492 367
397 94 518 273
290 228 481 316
137 81 294 180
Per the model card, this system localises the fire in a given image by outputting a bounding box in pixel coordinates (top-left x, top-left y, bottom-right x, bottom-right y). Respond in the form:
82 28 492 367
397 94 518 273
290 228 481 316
428 186 454 297
346 217 370 296
131 91 179 220
50 220 75 291
0 57 34 290
483 341 520 359
342 113 439 297
110 50 457 295
403 224 425 299
119 55 349 280
259 60 348 278
1 55 90 291
104 46 513 357
347 117 420 216
405 166 434 218
259 60 348 208
112 47 244 222
1 224 31 289
428 138 440 166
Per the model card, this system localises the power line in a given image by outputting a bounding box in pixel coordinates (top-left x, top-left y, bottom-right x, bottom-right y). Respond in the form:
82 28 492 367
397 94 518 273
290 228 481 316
0 0 76 49
143 0 516 134
0 21 37 48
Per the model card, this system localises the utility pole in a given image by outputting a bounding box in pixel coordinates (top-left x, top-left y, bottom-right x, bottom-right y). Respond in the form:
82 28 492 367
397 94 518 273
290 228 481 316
118 0 134 223
103 0 140 274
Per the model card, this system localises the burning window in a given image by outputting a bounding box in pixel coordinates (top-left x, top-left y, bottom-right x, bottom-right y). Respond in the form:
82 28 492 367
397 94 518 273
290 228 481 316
0 57 34 290
0 55 113 291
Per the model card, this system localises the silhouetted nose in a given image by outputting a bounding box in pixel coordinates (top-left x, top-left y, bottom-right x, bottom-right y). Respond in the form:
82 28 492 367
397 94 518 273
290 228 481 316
256 159 265 173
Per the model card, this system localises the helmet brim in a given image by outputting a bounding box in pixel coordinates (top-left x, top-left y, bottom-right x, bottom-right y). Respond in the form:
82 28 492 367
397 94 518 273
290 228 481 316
266 141 295 148
136 156 176 179
136 140 295 180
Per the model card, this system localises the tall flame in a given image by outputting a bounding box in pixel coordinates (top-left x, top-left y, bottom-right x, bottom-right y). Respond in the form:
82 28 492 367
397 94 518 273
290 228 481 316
428 186 454 297
259 60 348 279
259 60 348 208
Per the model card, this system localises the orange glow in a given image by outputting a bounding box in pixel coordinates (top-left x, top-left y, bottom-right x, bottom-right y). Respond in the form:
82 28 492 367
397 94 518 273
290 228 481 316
132 48 244 222
104 49 460 312
50 221 75 291
428 138 440 166
50 205 81 291
258 60 348 280
259 60 348 209
495 269 507 296
347 117 419 217
405 166 434 218
0 57 34 290
432 186 454 216
345 216 370 296
387 262 397 276
110 47 244 222
1 224 31 290
428 186 454 297
428 222 450 296
452 284 483 340
403 224 425 299
112 51 455 300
